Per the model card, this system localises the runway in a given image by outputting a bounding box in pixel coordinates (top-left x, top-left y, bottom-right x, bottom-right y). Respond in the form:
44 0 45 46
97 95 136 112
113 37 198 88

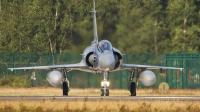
0 96 200 101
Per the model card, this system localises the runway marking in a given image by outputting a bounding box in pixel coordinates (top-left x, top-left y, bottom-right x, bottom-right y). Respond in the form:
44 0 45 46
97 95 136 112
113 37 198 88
0 96 200 101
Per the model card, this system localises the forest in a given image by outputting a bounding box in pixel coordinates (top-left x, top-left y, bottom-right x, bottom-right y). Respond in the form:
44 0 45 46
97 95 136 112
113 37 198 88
0 0 200 54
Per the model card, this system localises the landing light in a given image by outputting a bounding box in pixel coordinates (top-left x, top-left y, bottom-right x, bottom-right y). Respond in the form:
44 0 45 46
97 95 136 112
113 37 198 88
101 81 110 87
105 68 109 71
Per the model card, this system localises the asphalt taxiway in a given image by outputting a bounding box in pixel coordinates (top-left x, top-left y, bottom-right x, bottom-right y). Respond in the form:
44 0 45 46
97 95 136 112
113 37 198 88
0 96 200 101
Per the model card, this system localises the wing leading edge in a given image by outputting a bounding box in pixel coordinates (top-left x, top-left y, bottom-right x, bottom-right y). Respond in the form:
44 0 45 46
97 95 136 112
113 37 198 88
121 63 183 70
8 61 87 71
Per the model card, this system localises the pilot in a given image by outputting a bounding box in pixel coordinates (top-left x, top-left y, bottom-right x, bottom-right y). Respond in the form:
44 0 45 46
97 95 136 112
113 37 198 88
100 42 110 51
102 43 109 50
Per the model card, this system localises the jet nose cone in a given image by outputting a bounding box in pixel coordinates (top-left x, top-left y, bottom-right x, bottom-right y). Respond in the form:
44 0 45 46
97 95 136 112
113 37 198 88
99 52 115 71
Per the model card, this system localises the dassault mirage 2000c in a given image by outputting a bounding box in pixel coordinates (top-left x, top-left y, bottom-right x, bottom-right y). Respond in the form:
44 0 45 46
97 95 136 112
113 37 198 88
8 1 183 96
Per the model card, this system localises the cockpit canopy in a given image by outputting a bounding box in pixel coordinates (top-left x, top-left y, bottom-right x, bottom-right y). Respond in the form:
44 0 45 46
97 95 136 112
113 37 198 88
99 40 112 51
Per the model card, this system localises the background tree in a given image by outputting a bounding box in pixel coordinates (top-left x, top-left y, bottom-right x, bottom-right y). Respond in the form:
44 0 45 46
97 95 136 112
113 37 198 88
166 0 199 52
0 0 200 53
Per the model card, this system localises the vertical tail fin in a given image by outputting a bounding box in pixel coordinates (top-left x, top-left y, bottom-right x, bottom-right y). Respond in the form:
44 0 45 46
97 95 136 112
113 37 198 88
91 0 98 45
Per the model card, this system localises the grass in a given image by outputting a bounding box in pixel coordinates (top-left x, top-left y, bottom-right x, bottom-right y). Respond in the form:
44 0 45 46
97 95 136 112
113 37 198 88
0 87 200 111
0 87 200 96
0 100 200 112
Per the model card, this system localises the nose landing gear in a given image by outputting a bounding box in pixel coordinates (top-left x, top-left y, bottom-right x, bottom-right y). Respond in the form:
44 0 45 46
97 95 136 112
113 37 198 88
100 72 110 96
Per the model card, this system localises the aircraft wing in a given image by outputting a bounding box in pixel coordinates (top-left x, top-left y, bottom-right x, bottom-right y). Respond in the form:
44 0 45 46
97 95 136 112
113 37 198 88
8 61 87 71
121 63 183 70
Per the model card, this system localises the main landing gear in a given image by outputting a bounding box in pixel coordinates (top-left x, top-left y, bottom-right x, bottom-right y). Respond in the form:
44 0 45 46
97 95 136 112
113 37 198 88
100 72 110 96
62 69 70 96
129 69 137 96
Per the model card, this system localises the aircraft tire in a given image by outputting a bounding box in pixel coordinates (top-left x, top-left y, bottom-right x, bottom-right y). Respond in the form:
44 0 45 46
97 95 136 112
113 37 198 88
63 82 69 96
105 89 109 96
100 89 104 96
130 82 136 96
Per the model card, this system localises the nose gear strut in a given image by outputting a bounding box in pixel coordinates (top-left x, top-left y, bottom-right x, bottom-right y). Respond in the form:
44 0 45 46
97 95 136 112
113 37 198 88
100 72 109 96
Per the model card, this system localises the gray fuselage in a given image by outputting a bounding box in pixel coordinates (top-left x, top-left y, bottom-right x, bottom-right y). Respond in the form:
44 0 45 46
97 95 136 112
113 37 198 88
82 40 122 73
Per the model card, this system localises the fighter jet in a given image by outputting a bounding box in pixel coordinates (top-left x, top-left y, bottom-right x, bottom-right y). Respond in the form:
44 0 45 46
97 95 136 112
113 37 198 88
8 1 183 96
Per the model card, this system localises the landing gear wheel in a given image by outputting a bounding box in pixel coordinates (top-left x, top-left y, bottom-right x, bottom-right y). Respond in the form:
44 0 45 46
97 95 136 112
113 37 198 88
105 89 109 96
100 89 104 96
63 82 69 96
130 82 136 96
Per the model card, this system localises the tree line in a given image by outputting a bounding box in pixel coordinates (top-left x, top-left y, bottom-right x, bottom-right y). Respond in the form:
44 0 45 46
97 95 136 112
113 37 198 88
0 0 200 53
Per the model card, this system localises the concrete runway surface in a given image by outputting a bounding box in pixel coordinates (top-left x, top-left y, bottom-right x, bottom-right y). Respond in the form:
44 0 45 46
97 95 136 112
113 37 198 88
0 96 200 101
